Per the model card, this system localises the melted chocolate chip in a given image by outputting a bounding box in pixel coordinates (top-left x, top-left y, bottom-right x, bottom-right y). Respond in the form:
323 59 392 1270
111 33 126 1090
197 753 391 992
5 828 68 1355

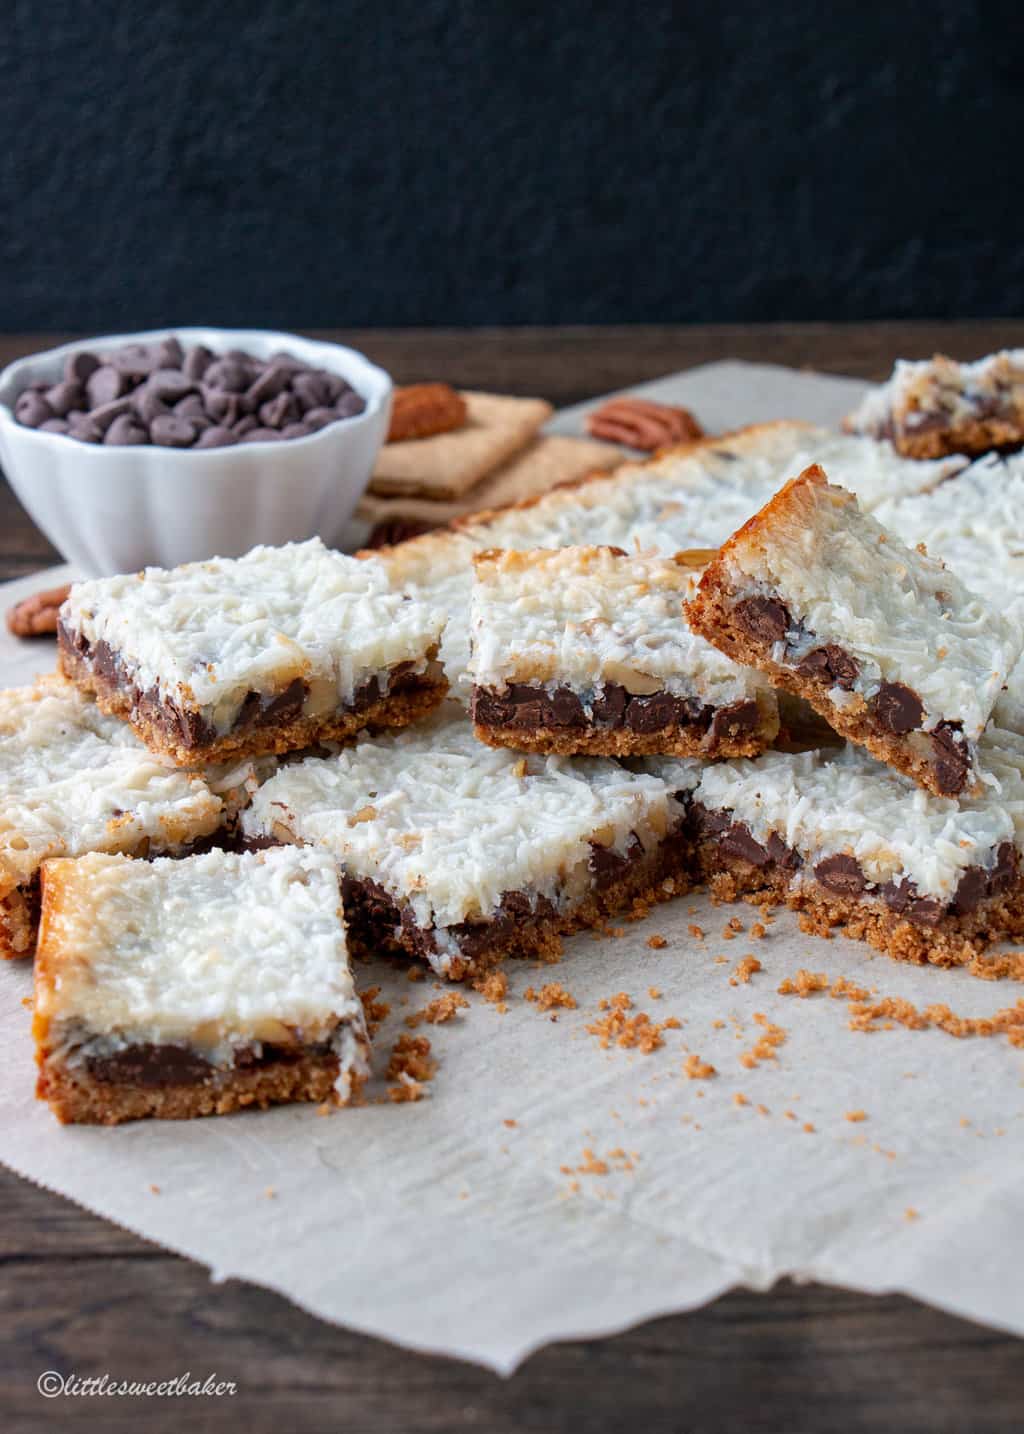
880 878 944 927
591 683 628 725
989 842 1018 895
870 682 924 735
720 823 770 867
796 644 860 691
86 1044 214 1087
813 853 867 897
734 595 791 645
931 721 969 795
950 866 988 916
766 832 802 871
708 699 760 742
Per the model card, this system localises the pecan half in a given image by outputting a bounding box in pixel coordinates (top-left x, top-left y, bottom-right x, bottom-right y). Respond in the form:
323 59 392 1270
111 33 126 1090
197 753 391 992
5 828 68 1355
6 582 72 639
586 397 704 451
387 383 468 442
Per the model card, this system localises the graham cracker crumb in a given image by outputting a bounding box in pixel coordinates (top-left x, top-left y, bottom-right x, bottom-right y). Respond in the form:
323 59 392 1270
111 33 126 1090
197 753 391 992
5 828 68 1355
848 995 1024 1045
831 976 870 1001
316 1102 334 1117
587 992 680 1053
684 1053 717 1080
407 966 426 982
472 969 509 1013
648 986 662 999
845 1109 868 1123
778 969 829 998
905 1207 919 1221
756 1103 769 1116
750 923 767 939
688 924 704 939
149 1184 160 1195
503 1118 518 1128
739 1013 787 1068
405 991 469 1028
386 1034 437 1101
729 954 762 986
802 1122 815 1133
359 984 391 1037
712 1019 726 1029
387 1074 426 1103
647 934 668 949
525 982 577 1011
265 1187 277 1199
577 1147 610 1176
733 1092 749 1106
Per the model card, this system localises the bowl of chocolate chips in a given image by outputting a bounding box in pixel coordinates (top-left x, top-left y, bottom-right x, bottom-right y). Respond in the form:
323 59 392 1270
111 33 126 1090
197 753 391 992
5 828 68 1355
0 328 392 574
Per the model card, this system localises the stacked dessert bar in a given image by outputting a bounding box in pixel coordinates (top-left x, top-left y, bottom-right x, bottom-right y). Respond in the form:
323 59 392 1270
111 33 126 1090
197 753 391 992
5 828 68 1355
7 360 1024 1127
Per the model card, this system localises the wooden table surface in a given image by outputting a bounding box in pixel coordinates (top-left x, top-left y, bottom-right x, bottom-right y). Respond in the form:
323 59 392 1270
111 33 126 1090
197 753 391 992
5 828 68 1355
2 321 1021 1433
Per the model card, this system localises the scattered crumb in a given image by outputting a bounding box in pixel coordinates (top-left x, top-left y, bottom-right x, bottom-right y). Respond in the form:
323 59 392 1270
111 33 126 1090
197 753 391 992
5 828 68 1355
729 955 762 986
386 1033 437 1101
733 1092 749 1107
714 954 729 965
648 985 662 999
149 1184 160 1195
684 1053 717 1080
848 995 1024 1046
21 996 31 1009
359 984 391 1037
845 1109 868 1123
756 1103 769 1116
905 1207 919 1221
264 1187 277 1200
830 976 869 1001
739 1013 787 1068
587 992 680 1053
471 969 509 1013
784 1110 797 1121
712 1019 726 1029
802 1122 815 1133
687 924 704 939
577 1147 610 1176
750 923 766 939
726 917 744 933
647 934 668 950
405 992 469 1028
960 1117 972 1128
406 966 426 982
611 926 625 938
503 1118 518 1129
525 982 577 1012
778 969 829 998
386 1074 427 1103
316 1102 334 1117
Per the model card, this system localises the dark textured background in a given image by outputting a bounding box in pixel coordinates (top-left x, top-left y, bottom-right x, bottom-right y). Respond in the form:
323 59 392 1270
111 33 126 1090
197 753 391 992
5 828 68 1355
1 1 1021 331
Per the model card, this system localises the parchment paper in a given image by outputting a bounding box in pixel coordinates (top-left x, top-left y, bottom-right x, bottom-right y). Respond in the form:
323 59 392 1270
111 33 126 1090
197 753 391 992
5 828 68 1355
3 361 1023 1374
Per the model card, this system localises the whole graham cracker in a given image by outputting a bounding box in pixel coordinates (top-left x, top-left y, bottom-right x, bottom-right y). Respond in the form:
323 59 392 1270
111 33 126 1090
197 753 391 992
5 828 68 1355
369 392 554 499
358 434 622 527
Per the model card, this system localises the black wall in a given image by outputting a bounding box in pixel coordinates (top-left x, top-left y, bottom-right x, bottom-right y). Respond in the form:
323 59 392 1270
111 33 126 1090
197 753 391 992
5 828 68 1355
2 1 1021 331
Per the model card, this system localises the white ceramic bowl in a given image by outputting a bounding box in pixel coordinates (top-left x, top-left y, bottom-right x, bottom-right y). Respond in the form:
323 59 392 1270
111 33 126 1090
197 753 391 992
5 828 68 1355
0 327 392 575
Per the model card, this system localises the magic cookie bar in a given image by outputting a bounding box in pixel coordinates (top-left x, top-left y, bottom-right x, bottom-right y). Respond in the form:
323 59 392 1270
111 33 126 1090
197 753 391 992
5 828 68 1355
58 538 447 766
845 350 1024 459
34 846 369 1125
688 466 1023 798
242 711 700 980
467 546 778 758
681 731 1024 970
0 677 246 960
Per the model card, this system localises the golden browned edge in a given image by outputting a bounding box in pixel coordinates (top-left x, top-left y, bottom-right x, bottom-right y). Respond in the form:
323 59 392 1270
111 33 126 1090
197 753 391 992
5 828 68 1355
347 841 693 984
0 888 33 960
58 639 448 767
359 420 815 568
698 846 1020 971
687 466 973 798
35 1053 367 1126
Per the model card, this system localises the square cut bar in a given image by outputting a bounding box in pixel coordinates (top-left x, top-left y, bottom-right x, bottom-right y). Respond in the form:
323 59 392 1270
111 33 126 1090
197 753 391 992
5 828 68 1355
687 465 1023 798
242 711 701 980
0 677 252 961
34 846 369 1125
844 349 1024 459
467 546 778 758
660 731 1024 970
374 423 967 701
58 537 448 766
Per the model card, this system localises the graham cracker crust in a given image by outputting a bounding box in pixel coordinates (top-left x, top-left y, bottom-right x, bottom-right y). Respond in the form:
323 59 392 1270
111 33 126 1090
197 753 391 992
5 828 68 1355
58 637 447 767
471 715 774 760
1 885 37 961
890 416 1024 461
36 1051 365 1125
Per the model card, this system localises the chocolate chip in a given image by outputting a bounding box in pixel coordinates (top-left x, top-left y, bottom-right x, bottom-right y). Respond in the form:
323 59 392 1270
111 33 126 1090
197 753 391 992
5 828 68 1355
154 336 184 369
195 425 239 448
14 391 53 427
64 351 100 385
104 414 149 445
233 415 259 437
259 391 300 428
132 387 170 425
109 343 159 378
951 866 987 916
591 683 629 725
880 878 944 927
931 721 969 795
989 842 1017 895
709 699 759 742
766 833 801 870
734 595 791 645
90 397 134 432
173 393 207 420
280 421 313 439
151 414 196 448
869 682 924 735
85 365 128 407
39 417 70 434
240 426 283 443
292 371 333 410
813 853 866 896
625 692 691 733
147 368 195 403
44 380 84 417
182 345 214 381
303 406 337 430
68 417 103 443
246 363 292 406
720 822 770 867
336 390 366 418
797 644 859 690
204 358 250 392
